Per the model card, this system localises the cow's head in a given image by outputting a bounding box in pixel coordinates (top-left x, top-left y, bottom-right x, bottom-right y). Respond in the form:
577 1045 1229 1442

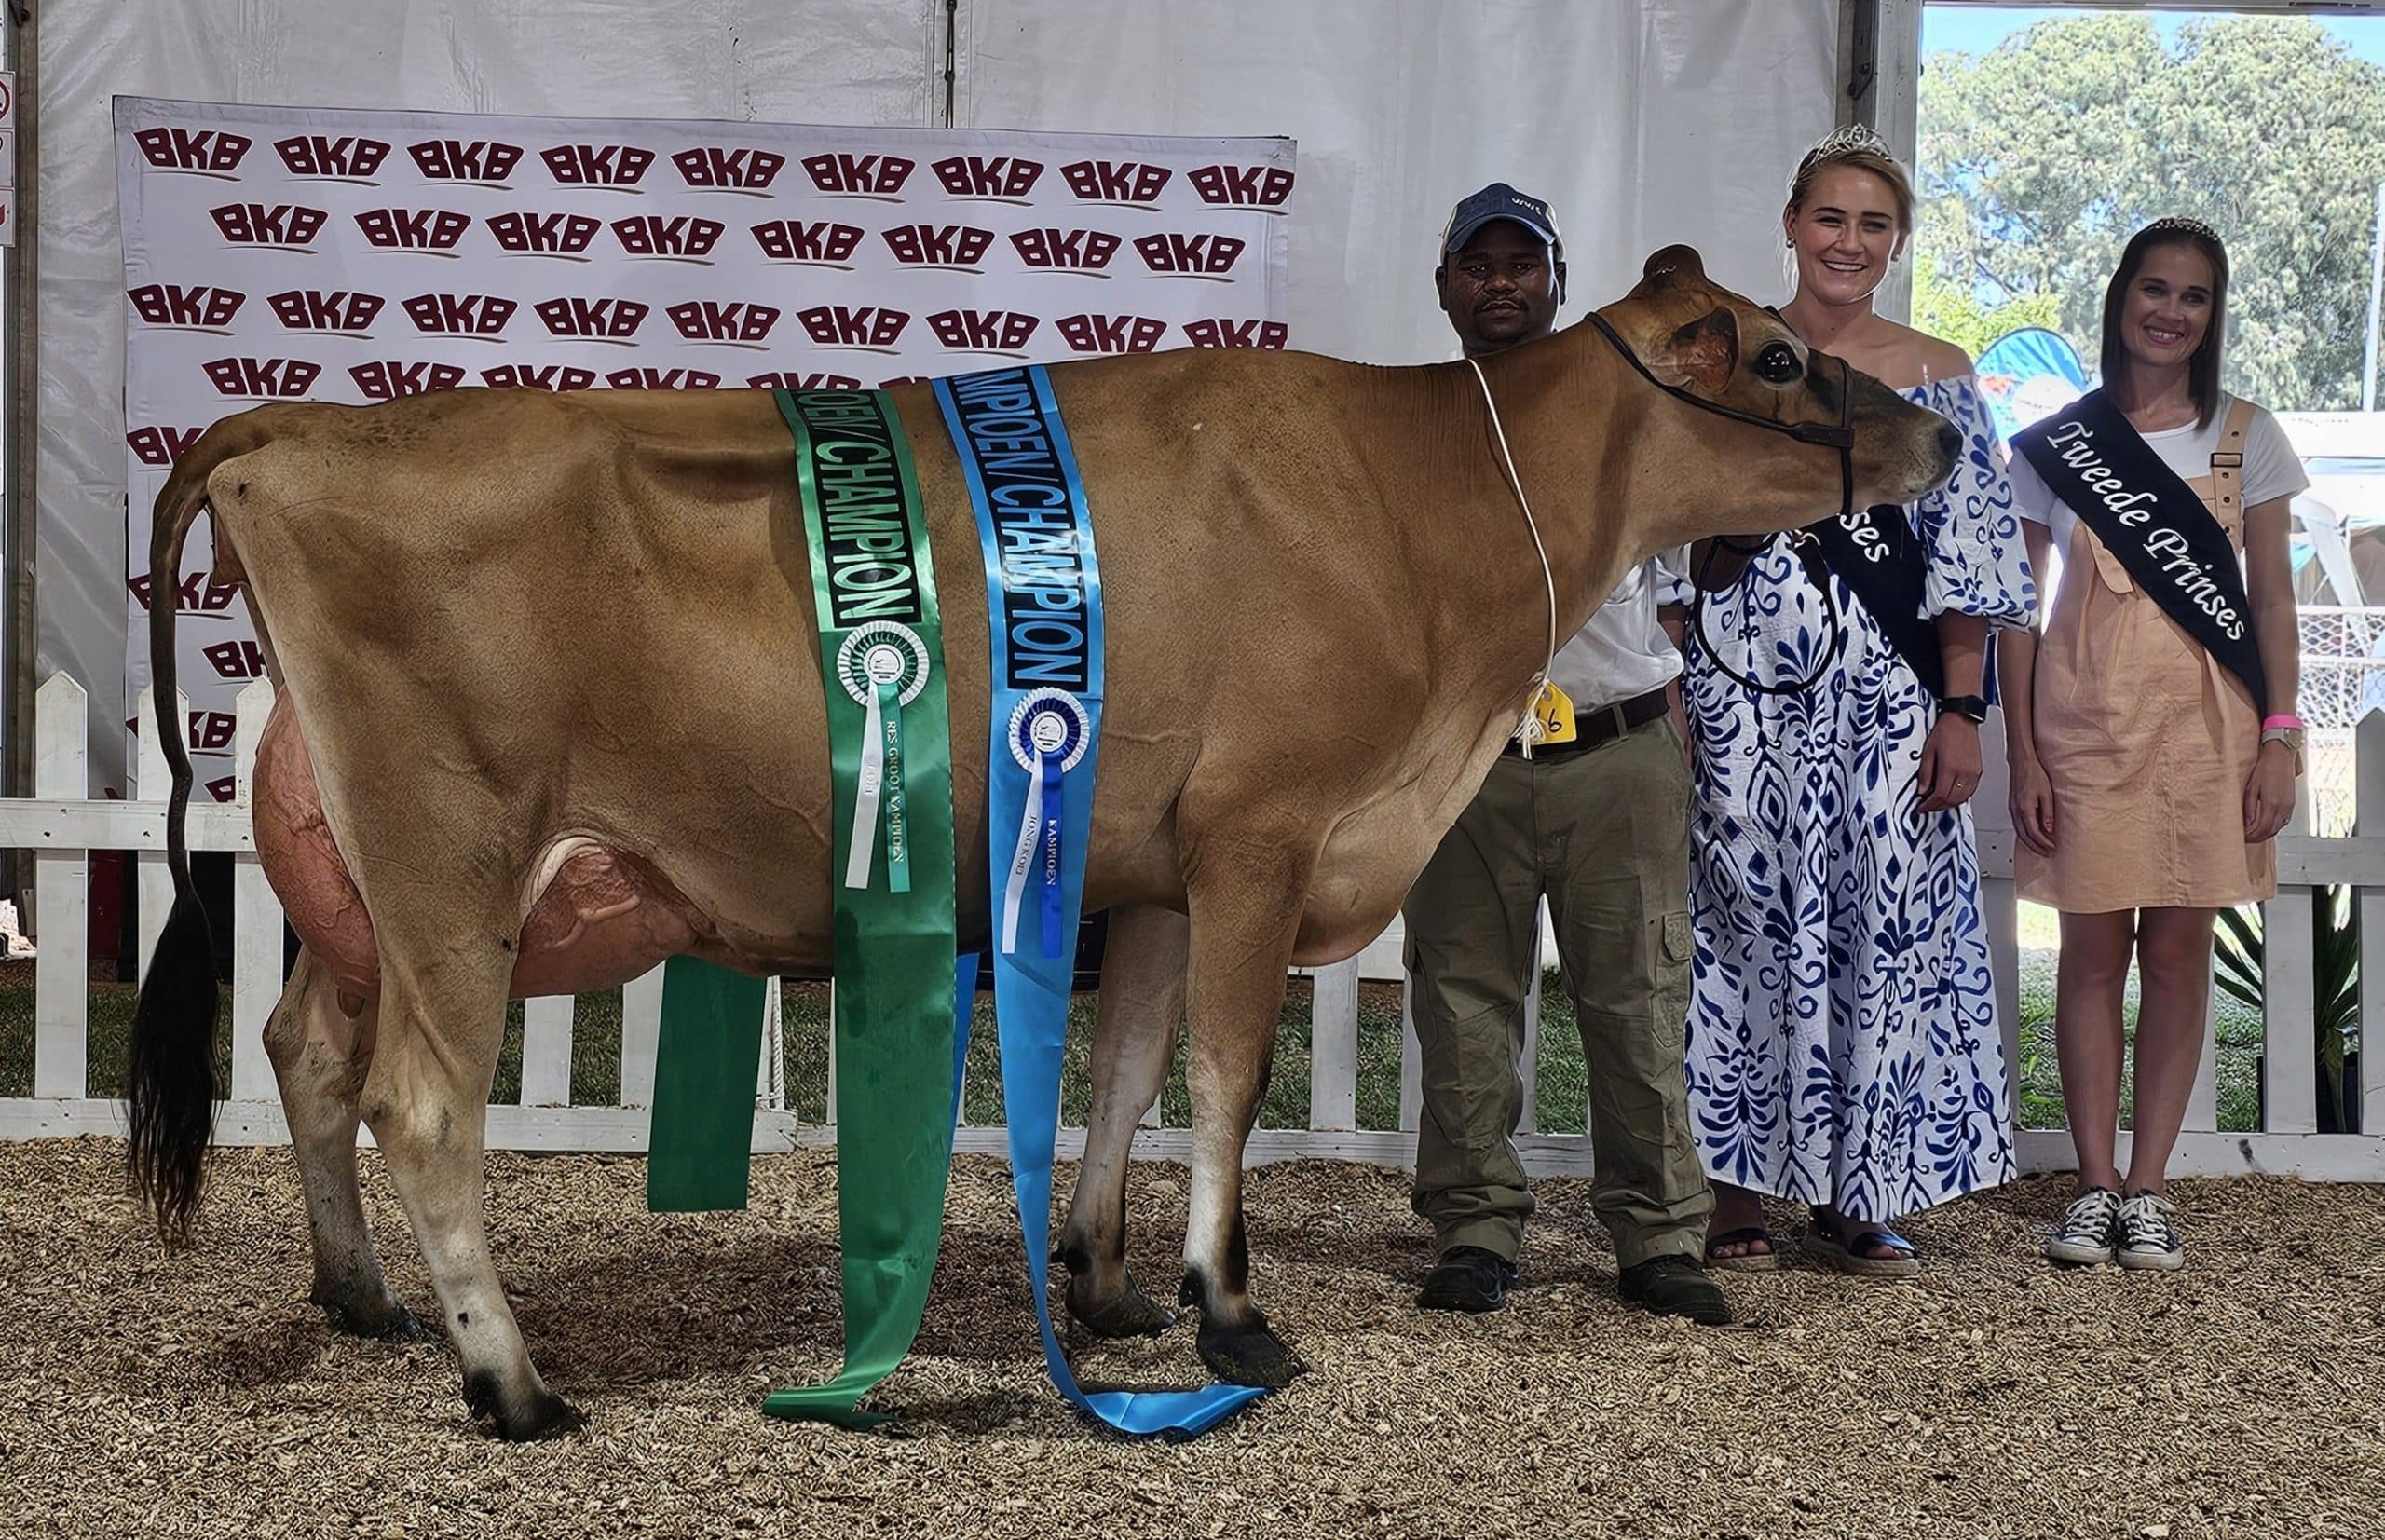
1592 245 1959 545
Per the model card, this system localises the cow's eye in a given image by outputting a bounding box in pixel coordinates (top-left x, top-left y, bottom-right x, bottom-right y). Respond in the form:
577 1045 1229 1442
1755 343 1801 384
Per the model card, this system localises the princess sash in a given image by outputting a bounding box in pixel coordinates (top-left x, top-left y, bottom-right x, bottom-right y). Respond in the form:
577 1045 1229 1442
2012 388 2266 711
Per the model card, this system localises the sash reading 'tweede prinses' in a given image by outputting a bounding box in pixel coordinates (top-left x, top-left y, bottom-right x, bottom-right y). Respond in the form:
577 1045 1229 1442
2012 388 2267 712
762 387 964 1429
934 364 1266 1438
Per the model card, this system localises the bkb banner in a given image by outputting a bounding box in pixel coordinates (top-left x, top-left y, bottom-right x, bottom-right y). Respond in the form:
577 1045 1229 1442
115 95 1293 797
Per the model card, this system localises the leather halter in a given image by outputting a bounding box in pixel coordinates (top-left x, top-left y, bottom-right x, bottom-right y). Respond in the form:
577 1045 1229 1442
1576 304 1860 698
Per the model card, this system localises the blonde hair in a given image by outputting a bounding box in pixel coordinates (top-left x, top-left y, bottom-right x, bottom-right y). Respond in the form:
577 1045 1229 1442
1787 125 1915 234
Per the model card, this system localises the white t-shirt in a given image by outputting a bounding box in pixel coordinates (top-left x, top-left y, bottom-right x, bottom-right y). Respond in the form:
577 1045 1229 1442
2008 392 2310 545
1547 550 1688 713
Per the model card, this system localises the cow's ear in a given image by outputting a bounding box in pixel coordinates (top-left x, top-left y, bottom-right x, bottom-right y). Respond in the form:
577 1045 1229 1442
1630 244 1708 296
1648 307 1738 394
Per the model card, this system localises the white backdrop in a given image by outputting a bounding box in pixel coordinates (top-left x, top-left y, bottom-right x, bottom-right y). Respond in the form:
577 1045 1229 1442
35 0 1838 792
956 1 1839 363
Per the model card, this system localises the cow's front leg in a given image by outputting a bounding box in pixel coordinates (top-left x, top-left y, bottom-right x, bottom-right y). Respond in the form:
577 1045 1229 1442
1178 839 1312 1388
265 948 417 1341
361 944 579 1439
1061 903 1184 1339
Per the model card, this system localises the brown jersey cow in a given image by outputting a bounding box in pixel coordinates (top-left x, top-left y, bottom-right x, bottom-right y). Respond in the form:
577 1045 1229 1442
128 249 1958 1437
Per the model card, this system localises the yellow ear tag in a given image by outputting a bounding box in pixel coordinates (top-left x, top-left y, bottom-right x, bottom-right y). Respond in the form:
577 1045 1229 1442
1533 681 1577 744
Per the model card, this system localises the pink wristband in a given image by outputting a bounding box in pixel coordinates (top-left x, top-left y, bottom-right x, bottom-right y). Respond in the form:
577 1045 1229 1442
2262 714 2305 730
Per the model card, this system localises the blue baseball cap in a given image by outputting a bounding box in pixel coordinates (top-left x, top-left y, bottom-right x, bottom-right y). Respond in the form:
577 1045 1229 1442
1441 182 1563 259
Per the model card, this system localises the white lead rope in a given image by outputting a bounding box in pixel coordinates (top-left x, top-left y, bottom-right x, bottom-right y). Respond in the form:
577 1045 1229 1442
1466 356 1559 757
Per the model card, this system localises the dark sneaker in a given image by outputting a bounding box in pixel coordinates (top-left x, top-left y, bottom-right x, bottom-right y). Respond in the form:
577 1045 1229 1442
1618 1254 1733 1326
1416 1246 1520 1313
2115 1190 2185 1271
2045 1186 2122 1266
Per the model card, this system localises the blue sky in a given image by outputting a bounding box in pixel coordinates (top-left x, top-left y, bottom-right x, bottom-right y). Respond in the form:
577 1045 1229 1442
1924 5 2385 67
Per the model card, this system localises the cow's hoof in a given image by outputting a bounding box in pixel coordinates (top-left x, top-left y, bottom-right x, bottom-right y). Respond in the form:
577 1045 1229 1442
1068 1268 1175 1339
1196 1321 1309 1388
313 1284 423 1342
464 1371 587 1441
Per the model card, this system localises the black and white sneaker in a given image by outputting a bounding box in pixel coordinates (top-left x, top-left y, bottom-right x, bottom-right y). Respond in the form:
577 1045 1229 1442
2115 1190 2186 1271
2045 1185 2122 1265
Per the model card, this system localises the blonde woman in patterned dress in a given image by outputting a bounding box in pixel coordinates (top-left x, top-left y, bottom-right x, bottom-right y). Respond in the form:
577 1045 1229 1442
1684 128 2036 1276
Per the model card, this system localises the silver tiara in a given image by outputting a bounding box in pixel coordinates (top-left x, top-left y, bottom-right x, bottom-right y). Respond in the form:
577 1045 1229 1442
2147 215 2221 243
1802 123 1892 164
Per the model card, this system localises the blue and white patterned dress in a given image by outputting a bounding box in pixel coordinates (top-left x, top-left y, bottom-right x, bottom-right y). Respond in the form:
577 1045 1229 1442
1682 375 2035 1223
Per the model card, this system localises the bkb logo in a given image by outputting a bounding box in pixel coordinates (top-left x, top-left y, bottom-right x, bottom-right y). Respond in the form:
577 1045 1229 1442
879 375 929 389
1135 232 1246 277
134 127 252 174
482 363 599 391
1061 159 1171 204
488 211 603 256
1183 319 1289 349
534 296 649 340
211 203 330 247
1055 314 1165 354
410 140 526 183
275 135 392 179
606 368 723 389
542 144 656 186
128 285 245 330
801 152 914 196
750 220 864 264
127 571 243 614
402 293 518 335
1011 228 1121 271
184 712 238 754
349 361 468 399
126 426 207 469
932 155 1043 198
928 310 1038 352
355 209 473 252
201 357 321 397
267 290 388 334
883 225 996 268
748 371 861 390
203 640 270 681
614 215 724 258
795 306 910 349
666 301 780 345
1188 163 1295 209
674 146 785 190
204 775 238 804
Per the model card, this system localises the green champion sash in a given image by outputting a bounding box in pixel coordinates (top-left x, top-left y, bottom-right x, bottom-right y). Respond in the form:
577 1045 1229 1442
757 388 963 1427
647 957 769 1212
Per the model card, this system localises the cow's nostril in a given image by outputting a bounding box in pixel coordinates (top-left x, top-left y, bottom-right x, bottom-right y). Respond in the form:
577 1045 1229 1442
1936 420 1962 463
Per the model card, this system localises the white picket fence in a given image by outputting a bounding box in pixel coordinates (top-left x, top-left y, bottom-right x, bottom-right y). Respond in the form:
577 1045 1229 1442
1 669 2380 1180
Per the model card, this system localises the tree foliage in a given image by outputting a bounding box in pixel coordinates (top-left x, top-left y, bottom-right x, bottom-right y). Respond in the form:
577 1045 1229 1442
1918 16 2385 409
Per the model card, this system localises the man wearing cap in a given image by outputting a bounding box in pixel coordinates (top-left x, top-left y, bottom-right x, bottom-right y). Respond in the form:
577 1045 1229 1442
1405 183 1724 1324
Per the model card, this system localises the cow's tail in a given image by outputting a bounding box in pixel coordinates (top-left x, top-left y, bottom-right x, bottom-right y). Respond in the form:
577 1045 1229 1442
129 415 267 1245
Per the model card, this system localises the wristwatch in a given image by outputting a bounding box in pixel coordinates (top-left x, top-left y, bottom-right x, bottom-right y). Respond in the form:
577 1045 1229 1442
1936 694 1990 724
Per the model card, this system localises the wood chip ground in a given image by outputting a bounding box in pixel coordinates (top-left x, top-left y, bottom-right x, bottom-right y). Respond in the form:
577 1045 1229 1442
4 1139 2379 1538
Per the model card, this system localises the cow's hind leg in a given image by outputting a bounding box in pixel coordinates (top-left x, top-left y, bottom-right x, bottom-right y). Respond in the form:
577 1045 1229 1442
361 932 579 1439
266 948 417 1340
1060 903 1184 1339
1178 832 1312 1388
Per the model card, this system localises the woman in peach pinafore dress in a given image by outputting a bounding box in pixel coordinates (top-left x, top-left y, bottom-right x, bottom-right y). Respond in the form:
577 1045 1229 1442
2001 218 2308 1273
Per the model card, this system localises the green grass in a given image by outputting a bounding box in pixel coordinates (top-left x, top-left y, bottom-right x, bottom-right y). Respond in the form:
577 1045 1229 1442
0 955 2269 1136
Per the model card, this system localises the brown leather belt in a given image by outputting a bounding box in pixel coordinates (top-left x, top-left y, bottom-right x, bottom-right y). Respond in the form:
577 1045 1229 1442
1503 686 1670 761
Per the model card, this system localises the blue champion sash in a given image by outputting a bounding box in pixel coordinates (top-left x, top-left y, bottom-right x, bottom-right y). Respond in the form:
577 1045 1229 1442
934 364 1265 1437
